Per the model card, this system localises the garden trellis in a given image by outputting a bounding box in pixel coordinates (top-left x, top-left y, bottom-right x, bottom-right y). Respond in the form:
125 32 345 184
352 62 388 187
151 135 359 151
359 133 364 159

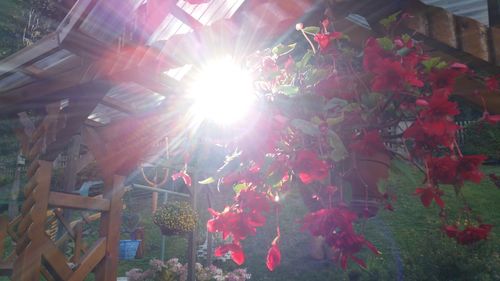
0 0 499 280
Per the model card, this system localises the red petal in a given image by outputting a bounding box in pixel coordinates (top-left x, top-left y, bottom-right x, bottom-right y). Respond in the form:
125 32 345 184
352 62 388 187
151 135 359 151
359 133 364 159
298 172 313 185
214 243 245 265
340 255 348 270
416 99 429 107
418 190 433 207
231 246 245 265
450 62 468 70
172 171 192 186
266 244 281 271
351 255 367 269
434 194 445 208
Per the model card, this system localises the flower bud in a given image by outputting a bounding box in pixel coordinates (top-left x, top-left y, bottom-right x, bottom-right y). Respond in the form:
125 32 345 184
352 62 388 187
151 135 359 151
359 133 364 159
295 23 304 31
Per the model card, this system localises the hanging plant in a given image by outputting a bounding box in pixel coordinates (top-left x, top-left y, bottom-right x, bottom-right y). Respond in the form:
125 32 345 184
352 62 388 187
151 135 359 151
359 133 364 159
175 12 500 271
153 201 198 236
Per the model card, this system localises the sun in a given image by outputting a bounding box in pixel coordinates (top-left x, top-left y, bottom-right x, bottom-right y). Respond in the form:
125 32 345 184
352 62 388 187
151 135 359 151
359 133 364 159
187 56 256 126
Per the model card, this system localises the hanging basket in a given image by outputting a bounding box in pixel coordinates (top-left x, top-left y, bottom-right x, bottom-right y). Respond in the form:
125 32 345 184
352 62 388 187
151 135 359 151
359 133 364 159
153 201 198 236
348 151 391 218
158 225 190 236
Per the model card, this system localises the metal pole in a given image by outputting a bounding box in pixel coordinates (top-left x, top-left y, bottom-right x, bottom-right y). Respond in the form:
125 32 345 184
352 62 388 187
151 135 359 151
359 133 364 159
160 191 168 260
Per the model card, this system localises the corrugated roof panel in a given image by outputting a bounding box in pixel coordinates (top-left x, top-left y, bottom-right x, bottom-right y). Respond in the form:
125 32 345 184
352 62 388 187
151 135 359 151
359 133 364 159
151 0 245 43
0 72 33 92
105 82 165 111
150 14 193 42
79 0 138 42
177 0 246 25
89 103 128 124
421 0 489 25
32 49 75 70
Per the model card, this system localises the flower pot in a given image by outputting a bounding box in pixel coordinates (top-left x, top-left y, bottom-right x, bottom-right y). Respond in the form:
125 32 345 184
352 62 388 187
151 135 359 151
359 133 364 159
348 151 391 218
119 240 141 260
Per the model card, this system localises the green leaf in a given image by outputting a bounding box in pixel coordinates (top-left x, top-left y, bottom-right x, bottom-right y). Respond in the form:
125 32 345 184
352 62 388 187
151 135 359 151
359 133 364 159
402 34 411 43
272 43 297 56
291 119 321 136
198 177 215 185
324 98 348 111
276 85 299 96
436 61 448 69
396 47 410 57
326 115 344 126
302 26 320 34
328 130 348 161
377 37 394 51
379 11 401 29
233 183 249 194
296 50 313 70
304 68 330 85
421 57 442 71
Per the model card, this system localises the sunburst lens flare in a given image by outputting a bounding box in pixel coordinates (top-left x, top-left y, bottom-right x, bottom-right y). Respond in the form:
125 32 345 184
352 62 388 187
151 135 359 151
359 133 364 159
188 57 256 126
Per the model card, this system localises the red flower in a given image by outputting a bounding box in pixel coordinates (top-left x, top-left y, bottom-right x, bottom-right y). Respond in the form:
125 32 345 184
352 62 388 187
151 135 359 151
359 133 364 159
428 66 466 95
236 189 271 213
427 156 459 185
444 224 492 245
262 57 279 77
414 185 445 208
485 76 499 91
301 208 379 269
349 130 386 156
207 207 265 242
363 38 391 72
427 155 485 186
314 32 343 50
292 150 329 184
214 242 245 265
482 111 500 124
266 242 281 271
419 92 459 119
371 59 423 92
404 119 459 151
171 171 192 186
457 155 486 183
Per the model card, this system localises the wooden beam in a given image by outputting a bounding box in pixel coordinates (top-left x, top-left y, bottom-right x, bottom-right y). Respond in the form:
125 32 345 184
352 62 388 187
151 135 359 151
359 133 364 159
0 33 60 78
170 5 204 30
42 82 112 161
42 235 73 281
428 5 457 48
57 0 97 42
53 209 76 239
457 16 490 62
48 192 110 211
68 237 106 281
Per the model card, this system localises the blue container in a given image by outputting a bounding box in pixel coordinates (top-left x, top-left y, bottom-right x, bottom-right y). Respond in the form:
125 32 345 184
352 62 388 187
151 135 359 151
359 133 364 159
119 240 141 260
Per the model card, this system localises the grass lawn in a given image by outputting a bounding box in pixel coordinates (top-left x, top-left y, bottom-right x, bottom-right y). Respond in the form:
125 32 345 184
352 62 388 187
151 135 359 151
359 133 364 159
117 165 500 281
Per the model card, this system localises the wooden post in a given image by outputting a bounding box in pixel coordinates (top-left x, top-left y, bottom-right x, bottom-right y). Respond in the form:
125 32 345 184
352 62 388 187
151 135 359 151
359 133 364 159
94 174 125 281
8 160 22 219
58 134 82 242
12 160 52 281
187 173 198 281
488 0 500 27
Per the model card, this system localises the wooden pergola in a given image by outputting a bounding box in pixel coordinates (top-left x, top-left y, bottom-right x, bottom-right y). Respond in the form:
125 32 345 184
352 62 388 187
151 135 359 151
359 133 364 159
0 0 499 280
